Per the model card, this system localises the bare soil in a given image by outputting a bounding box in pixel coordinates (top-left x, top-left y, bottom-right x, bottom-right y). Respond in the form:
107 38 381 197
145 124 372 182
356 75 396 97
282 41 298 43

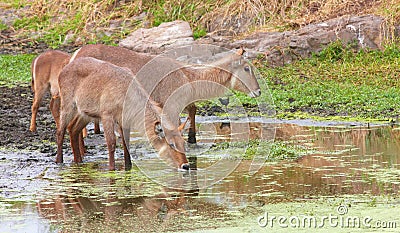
0 85 56 153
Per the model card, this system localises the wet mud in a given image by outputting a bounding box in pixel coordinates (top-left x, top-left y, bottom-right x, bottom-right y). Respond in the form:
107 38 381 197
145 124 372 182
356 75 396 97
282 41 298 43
0 85 55 151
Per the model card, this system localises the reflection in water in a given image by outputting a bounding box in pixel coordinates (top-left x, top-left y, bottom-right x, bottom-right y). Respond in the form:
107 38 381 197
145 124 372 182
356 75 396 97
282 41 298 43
197 121 267 142
37 188 202 232
1 122 400 232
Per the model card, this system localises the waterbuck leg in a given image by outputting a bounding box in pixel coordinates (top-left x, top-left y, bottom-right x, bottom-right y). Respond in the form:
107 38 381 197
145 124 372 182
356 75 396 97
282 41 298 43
119 126 132 170
56 122 67 163
56 102 75 164
102 115 116 170
50 96 61 130
187 103 197 144
68 129 82 163
30 84 48 132
79 131 85 159
94 119 101 134
68 116 87 163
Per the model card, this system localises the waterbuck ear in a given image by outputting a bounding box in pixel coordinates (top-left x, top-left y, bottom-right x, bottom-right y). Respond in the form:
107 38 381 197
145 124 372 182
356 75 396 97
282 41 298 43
236 47 245 56
154 122 165 138
178 118 189 132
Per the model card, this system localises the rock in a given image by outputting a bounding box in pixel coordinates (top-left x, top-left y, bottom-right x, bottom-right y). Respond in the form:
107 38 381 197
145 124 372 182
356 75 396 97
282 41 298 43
199 15 394 66
119 20 194 54
119 15 393 65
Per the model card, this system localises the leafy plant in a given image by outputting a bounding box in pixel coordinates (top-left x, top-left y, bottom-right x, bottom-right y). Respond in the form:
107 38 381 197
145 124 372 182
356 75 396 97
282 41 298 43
193 27 207 39
0 54 35 87
0 22 8 31
256 41 400 121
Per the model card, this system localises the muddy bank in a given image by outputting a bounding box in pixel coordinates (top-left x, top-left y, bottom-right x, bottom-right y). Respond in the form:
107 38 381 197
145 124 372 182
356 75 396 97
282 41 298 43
0 85 128 164
0 85 55 152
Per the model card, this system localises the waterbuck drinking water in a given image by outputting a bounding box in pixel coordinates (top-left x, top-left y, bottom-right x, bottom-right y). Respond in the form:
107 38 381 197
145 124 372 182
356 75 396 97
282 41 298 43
57 57 189 171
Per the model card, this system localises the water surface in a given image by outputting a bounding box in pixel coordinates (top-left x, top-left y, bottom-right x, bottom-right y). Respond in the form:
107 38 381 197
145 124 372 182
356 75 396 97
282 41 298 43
1 120 399 232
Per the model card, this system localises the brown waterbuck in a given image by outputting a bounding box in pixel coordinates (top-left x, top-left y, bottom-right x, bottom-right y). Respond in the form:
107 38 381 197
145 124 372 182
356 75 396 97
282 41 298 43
57 57 189 171
29 50 101 135
29 50 70 132
70 44 261 143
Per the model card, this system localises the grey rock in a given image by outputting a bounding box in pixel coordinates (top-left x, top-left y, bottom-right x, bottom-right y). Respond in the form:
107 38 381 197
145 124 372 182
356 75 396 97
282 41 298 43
118 15 396 66
119 20 194 54
234 15 391 65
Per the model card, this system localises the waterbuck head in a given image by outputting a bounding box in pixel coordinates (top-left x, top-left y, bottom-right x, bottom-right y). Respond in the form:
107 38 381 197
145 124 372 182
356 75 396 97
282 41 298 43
205 49 261 97
146 105 189 171
228 48 261 97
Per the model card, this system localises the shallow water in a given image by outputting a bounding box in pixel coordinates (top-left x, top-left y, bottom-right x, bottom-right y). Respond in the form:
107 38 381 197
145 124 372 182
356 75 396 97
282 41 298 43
1 119 400 232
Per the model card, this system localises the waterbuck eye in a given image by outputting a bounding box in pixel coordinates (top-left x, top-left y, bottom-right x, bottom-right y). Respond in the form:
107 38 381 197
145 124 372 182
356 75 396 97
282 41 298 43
155 122 165 138
244 66 250 72
169 143 176 149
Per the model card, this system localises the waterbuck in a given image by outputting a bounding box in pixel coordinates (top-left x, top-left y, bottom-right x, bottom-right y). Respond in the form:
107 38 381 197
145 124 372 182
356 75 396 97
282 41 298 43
57 57 189 171
70 44 261 143
29 50 101 135
29 50 70 132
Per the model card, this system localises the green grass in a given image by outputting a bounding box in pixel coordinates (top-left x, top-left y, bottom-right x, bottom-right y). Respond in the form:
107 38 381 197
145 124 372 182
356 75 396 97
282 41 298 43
13 11 87 48
0 22 8 31
254 41 400 121
0 54 34 86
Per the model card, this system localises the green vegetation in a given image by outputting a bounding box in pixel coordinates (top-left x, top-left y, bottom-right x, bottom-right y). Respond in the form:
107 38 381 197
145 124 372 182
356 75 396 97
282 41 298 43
255 41 400 121
147 0 216 27
0 54 34 87
0 22 7 31
206 139 313 161
245 139 313 161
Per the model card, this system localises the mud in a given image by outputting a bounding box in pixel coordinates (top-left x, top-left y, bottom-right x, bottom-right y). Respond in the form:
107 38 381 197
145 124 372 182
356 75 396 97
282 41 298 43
0 85 56 152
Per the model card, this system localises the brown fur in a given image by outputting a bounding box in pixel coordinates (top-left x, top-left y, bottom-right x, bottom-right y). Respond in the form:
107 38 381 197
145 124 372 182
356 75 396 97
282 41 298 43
71 44 261 143
57 57 188 170
29 50 70 132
